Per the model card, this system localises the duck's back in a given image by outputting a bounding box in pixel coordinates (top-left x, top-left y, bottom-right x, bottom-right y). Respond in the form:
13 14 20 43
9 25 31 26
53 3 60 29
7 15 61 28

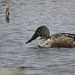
51 33 75 41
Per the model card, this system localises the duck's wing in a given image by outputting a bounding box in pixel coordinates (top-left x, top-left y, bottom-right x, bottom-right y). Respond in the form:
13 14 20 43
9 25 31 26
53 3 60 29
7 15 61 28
51 33 75 40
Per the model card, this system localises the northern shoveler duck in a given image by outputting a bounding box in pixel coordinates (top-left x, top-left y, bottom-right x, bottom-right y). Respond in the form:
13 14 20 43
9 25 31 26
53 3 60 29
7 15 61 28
26 26 75 48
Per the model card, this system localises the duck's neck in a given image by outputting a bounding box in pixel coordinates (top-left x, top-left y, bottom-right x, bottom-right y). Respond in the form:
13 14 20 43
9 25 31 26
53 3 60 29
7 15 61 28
41 36 51 40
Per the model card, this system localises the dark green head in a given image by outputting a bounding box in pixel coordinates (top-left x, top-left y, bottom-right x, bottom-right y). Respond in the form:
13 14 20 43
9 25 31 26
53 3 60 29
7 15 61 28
26 26 50 44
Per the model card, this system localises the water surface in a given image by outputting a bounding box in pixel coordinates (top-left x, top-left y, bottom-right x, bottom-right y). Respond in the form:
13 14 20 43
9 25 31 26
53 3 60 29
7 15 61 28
0 0 75 75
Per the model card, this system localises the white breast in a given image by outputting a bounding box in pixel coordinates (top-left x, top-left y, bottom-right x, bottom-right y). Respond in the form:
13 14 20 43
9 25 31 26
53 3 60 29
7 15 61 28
38 39 51 47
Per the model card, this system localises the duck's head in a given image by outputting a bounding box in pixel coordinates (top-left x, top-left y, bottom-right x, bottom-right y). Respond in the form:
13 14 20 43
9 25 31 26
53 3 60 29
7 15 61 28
26 26 50 44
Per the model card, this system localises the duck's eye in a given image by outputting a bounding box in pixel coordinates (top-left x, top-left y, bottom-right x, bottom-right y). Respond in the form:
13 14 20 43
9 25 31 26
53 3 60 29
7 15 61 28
38 30 40 32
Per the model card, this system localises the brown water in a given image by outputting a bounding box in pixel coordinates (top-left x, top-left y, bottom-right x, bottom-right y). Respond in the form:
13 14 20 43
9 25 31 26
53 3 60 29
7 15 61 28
0 0 75 75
